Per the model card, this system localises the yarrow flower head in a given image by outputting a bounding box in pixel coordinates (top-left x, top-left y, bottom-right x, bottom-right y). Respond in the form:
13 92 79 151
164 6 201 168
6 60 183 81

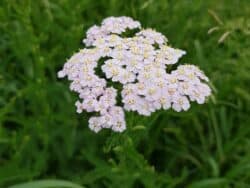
58 16 211 133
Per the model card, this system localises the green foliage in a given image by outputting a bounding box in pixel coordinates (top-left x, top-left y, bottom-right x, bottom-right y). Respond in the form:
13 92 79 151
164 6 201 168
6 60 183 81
9 179 84 188
0 0 250 187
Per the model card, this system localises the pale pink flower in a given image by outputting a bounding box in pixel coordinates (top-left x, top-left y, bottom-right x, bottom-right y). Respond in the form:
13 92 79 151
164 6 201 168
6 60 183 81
58 16 211 133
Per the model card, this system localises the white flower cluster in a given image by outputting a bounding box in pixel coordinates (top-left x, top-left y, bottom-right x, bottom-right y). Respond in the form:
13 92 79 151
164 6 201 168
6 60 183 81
83 16 141 47
58 16 211 133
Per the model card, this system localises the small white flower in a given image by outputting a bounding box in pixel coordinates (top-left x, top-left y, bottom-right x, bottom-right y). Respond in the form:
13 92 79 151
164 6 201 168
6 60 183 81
122 94 140 111
172 95 190 112
57 70 66 78
112 119 126 132
88 117 103 133
136 28 167 45
75 101 84 113
82 97 98 112
153 95 171 110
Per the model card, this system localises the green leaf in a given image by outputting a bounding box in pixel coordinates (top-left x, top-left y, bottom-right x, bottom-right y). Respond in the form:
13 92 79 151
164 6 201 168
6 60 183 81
188 178 228 188
9 179 84 188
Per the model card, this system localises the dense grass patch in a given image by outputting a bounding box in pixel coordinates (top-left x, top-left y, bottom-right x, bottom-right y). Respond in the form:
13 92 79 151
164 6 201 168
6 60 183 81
0 0 250 187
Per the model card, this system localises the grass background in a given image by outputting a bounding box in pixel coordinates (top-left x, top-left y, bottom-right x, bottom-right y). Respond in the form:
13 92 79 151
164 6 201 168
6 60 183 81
0 0 250 187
